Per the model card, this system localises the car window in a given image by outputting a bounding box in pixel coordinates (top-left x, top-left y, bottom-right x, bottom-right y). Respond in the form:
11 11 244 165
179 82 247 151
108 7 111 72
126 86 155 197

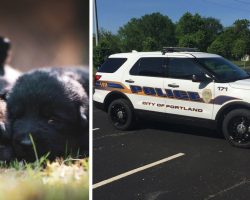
197 57 249 82
130 57 166 77
98 58 127 73
167 58 204 79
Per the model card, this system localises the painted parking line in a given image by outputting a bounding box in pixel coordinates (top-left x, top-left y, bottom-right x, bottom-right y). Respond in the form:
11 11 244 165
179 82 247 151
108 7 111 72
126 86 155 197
93 152 185 189
93 128 100 131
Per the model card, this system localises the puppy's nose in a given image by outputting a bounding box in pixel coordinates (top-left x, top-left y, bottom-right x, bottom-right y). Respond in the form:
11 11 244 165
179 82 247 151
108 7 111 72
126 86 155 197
19 136 32 147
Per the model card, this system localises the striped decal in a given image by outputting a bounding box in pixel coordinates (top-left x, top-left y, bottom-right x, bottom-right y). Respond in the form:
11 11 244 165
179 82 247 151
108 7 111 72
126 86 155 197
211 95 240 105
107 83 124 89
95 81 240 105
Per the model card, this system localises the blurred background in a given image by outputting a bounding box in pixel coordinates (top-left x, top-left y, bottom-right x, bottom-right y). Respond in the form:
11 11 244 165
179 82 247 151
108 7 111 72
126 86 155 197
0 0 89 71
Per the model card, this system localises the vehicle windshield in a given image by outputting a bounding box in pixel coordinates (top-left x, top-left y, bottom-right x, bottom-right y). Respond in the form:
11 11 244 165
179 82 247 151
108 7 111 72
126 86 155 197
197 57 250 82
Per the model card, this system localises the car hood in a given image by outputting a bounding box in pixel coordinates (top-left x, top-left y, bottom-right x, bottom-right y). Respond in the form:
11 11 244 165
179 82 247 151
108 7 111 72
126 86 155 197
229 79 250 90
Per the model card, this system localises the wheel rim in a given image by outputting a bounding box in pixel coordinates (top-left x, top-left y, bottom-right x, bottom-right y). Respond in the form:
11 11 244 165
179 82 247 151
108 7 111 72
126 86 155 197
228 116 250 144
110 103 128 127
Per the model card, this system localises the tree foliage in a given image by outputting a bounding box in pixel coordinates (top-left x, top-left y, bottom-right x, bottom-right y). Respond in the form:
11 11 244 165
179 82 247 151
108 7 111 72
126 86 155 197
93 30 121 68
208 19 250 59
118 12 176 51
176 12 223 51
93 12 250 69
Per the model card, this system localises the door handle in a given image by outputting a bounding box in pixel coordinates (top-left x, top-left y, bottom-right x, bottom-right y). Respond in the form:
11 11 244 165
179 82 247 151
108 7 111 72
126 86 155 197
168 84 179 88
125 79 135 83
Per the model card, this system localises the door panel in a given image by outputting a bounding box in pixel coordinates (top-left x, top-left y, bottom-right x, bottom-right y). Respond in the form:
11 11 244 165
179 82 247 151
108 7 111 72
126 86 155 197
163 78 214 119
164 57 215 119
122 57 166 113
123 76 166 112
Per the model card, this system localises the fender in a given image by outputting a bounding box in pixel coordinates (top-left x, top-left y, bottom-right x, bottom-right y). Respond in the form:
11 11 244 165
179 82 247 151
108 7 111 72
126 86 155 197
215 101 250 122
104 91 133 111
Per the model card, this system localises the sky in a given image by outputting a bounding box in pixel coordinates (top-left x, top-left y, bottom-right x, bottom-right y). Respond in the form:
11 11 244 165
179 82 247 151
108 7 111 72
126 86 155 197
94 0 250 33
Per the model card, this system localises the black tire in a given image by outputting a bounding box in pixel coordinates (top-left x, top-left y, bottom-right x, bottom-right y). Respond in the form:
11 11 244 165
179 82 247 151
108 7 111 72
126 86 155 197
108 99 135 130
222 109 250 148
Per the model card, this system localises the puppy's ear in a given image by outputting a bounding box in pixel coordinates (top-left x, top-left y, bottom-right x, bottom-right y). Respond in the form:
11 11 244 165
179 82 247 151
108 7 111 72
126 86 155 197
80 106 88 129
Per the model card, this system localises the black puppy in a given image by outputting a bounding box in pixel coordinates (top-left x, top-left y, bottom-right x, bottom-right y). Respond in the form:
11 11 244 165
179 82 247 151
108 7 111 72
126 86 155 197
1 67 89 161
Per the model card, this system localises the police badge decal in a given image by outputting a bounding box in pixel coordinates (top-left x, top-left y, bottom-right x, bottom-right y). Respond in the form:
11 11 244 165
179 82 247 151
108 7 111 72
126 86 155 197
202 89 212 103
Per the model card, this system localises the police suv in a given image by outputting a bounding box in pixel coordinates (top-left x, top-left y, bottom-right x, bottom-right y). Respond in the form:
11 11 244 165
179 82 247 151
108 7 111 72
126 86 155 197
94 47 250 148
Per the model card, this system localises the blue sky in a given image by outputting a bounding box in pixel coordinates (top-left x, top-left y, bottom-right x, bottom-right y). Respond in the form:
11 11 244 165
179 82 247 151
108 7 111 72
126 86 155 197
94 0 250 33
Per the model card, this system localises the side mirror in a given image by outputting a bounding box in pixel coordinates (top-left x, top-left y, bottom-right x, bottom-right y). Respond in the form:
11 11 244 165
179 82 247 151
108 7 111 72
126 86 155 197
192 74 210 82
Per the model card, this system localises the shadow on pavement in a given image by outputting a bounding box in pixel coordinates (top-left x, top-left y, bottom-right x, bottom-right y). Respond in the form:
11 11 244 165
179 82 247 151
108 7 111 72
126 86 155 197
135 119 224 139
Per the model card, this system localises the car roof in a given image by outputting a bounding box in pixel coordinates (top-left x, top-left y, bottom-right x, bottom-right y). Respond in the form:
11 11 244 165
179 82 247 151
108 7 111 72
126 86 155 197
109 51 221 59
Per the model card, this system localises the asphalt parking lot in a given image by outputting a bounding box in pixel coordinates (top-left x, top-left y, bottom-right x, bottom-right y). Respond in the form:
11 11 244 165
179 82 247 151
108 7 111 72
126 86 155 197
93 108 250 200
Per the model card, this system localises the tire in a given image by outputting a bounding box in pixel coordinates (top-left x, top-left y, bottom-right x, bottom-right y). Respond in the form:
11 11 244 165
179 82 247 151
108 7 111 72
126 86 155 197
108 99 135 130
222 109 250 148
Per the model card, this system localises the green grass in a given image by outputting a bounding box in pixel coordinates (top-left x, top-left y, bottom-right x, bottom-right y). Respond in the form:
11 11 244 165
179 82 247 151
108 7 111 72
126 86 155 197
0 136 88 200
0 157 88 200
29 134 39 163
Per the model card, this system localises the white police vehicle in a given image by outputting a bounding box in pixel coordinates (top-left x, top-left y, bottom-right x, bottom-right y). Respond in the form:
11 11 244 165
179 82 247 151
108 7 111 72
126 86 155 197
94 47 250 148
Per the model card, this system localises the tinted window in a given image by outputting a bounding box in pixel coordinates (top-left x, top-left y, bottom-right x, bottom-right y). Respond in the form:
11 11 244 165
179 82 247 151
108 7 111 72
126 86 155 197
167 58 204 79
130 57 166 77
98 58 127 73
197 57 249 82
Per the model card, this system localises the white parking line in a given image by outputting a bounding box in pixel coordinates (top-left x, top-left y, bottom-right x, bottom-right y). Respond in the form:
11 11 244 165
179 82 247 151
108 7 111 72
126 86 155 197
93 152 185 189
93 128 100 131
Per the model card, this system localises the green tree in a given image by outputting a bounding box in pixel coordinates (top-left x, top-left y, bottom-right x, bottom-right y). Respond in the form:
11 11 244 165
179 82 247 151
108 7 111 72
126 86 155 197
93 14 250 68
93 30 121 69
142 37 158 51
233 19 250 34
176 13 204 37
233 19 250 55
208 19 250 59
118 12 176 51
232 39 247 59
176 12 222 51
178 34 197 48
207 38 229 57
207 27 235 58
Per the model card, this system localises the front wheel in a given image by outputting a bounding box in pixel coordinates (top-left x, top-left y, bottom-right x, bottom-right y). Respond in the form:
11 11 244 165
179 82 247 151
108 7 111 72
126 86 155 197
222 109 250 148
108 99 135 130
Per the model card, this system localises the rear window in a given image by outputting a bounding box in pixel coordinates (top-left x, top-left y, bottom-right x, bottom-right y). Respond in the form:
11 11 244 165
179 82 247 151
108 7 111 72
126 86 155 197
98 58 127 73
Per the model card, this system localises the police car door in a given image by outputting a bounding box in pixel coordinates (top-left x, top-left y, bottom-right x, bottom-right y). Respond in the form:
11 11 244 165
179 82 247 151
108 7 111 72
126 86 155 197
122 57 166 113
163 56 215 119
